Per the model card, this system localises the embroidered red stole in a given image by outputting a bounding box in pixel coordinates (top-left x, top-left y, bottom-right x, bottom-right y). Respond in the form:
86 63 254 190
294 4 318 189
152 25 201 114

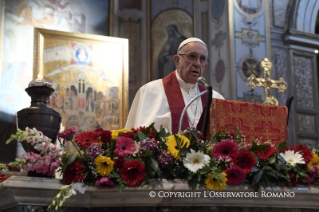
162 71 207 134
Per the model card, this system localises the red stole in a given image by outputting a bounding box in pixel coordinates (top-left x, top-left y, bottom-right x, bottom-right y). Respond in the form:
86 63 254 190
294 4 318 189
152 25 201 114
162 71 207 134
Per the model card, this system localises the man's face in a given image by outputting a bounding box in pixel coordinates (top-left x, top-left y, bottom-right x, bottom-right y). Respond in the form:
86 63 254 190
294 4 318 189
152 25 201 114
174 42 208 84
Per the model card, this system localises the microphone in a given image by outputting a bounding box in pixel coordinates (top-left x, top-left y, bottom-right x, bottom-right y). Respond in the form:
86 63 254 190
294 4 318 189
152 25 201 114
197 77 210 88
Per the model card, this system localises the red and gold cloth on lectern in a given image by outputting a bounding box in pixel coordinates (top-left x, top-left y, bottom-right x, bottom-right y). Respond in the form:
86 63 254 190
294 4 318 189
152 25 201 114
209 99 288 147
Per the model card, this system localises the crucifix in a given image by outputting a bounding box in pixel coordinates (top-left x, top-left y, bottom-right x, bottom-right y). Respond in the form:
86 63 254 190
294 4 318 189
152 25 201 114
246 58 287 101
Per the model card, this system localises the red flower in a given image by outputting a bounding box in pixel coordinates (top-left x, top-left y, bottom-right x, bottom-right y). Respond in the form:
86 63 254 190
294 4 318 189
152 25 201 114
75 131 99 148
118 132 135 139
63 161 85 185
120 160 146 186
94 128 112 144
114 157 125 169
290 144 312 163
224 166 246 186
212 140 238 160
58 126 78 141
289 172 301 187
0 174 8 183
232 149 256 174
131 126 156 138
199 133 205 141
256 145 276 161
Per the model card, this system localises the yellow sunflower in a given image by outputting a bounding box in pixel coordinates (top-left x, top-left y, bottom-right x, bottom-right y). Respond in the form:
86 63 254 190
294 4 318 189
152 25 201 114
95 155 114 176
166 134 190 159
111 128 131 140
205 172 227 190
307 154 319 167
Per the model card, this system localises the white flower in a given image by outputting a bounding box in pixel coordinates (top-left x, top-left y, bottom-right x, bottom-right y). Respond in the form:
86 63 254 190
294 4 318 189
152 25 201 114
183 149 210 173
66 182 86 197
66 188 76 198
72 182 86 194
280 150 305 166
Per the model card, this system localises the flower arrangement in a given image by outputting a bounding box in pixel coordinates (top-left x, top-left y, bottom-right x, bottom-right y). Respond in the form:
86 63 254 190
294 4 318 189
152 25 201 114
3 127 62 176
1 124 319 211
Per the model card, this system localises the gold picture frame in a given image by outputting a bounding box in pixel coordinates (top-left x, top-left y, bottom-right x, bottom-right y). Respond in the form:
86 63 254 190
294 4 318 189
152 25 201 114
33 28 128 132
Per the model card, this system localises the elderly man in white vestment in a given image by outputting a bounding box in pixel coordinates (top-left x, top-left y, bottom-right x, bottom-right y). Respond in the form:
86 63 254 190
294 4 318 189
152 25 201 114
125 37 224 134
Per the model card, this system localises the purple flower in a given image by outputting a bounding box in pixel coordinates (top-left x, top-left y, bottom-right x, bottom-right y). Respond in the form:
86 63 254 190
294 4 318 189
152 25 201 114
96 177 115 188
158 151 173 168
139 138 159 155
304 165 319 184
86 143 104 160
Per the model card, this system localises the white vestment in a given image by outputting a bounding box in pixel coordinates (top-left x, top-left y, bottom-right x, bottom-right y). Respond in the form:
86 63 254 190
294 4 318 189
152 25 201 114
125 71 224 133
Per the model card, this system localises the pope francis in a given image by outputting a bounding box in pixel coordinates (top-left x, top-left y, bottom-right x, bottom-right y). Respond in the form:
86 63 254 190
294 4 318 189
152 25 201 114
125 37 224 133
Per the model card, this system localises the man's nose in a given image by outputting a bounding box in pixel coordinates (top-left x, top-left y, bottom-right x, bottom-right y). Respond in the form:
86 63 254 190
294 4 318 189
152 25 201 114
192 57 201 66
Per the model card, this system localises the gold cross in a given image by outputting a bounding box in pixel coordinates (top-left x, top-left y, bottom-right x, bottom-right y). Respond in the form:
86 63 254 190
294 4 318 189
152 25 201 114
261 126 273 140
246 58 287 100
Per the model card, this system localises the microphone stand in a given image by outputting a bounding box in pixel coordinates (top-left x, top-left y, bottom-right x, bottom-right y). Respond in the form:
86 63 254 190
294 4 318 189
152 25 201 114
202 85 212 138
178 90 207 134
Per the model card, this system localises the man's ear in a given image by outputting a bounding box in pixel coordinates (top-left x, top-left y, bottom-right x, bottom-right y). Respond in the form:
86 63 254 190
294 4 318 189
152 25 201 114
173 55 180 68
204 62 208 69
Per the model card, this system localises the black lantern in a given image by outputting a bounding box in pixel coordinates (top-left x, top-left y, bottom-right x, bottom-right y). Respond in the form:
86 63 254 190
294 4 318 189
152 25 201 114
17 77 61 153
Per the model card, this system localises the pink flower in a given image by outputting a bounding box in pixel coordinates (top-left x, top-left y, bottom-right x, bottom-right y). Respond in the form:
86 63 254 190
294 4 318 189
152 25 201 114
114 137 137 157
224 166 246 186
96 177 115 188
23 152 41 163
212 140 239 160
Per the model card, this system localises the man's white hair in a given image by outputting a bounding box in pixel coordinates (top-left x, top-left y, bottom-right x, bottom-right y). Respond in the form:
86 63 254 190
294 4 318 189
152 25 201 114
177 37 207 53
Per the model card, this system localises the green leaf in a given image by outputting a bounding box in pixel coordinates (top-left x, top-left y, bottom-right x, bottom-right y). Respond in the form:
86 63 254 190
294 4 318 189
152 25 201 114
188 177 198 191
178 148 188 157
137 131 147 141
252 171 263 186
199 165 210 175
149 156 159 172
267 155 276 164
265 171 278 179
142 150 152 157
110 171 120 178
250 141 258 151
263 166 273 171
187 172 194 181
298 172 309 178
263 173 272 189
277 141 288 152
158 125 166 138
67 153 77 165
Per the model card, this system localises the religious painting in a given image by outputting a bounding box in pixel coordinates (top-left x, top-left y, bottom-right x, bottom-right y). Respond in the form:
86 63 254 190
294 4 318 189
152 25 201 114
151 9 193 80
33 28 128 132
0 0 111 162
